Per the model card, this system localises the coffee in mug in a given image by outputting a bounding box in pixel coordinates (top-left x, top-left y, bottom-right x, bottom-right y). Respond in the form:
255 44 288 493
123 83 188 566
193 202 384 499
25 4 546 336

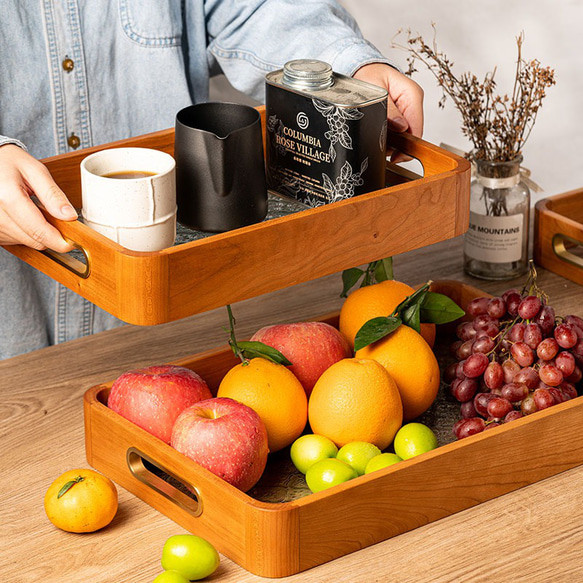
80 147 176 252
101 170 157 179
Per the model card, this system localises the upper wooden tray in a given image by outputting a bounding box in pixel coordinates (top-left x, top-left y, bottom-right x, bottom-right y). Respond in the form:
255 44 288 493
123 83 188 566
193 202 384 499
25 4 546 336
4 107 470 325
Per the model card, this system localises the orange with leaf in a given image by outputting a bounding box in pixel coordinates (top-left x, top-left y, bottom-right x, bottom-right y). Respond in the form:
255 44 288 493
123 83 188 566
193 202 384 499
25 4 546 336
347 280 465 420
216 306 308 452
44 469 118 533
340 279 436 349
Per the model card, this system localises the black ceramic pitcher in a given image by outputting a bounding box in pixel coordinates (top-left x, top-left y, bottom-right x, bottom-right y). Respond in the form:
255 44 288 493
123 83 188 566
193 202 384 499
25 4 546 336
175 102 268 232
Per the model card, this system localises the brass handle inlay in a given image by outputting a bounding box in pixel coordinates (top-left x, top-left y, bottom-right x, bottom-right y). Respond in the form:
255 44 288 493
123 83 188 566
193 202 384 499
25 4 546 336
41 238 91 279
552 233 583 270
127 447 203 517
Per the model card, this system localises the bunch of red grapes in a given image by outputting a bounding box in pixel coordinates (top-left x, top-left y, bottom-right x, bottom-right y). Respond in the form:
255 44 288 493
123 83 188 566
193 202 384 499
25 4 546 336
446 288 583 440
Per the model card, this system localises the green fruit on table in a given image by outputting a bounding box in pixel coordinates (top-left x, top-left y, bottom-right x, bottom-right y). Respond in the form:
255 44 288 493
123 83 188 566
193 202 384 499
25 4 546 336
290 434 338 474
153 570 190 583
305 458 358 493
364 452 402 474
336 441 381 476
393 423 438 460
161 534 220 581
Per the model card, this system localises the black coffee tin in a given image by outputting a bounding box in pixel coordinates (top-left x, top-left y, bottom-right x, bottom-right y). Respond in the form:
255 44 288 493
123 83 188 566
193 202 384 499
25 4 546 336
265 60 388 207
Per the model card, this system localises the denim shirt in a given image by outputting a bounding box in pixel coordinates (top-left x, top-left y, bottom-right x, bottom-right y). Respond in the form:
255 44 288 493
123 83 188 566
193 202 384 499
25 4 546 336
0 0 388 359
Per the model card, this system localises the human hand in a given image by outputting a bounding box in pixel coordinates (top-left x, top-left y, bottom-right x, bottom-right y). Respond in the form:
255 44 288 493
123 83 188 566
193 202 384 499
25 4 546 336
354 62 424 137
353 63 424 162
0 144 77 252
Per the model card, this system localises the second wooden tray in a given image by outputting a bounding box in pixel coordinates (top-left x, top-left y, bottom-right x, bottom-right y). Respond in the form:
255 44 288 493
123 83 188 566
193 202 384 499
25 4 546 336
5 108 470 325
84 280 583 578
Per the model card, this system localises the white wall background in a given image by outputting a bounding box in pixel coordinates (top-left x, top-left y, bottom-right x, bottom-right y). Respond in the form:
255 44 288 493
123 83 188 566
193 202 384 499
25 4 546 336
210 0 583 202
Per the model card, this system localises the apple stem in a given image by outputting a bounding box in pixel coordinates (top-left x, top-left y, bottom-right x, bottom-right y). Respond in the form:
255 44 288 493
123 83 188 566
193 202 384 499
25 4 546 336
226 304 249 365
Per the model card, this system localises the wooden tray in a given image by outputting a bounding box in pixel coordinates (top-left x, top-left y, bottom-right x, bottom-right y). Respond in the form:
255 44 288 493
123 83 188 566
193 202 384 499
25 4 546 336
83 280 583 578
5 107 470 326
534 188 583 286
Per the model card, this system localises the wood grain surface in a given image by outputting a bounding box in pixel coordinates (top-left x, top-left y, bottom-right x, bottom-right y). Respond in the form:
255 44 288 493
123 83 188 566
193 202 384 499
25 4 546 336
2 234 583 582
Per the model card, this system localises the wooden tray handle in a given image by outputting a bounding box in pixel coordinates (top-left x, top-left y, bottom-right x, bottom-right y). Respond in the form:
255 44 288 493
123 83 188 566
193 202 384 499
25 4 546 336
386 130 460 177
534 192 583 287
127 447 203 518
41 238 91 279
552 233 583 270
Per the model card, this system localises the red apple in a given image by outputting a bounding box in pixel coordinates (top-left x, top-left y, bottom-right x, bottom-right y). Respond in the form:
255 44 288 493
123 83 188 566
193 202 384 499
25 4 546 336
171 397 268 492
108 365 211 444
250 322 352 396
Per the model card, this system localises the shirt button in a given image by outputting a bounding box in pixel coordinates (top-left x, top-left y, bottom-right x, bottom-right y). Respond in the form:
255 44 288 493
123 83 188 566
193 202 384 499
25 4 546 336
62 58 75 72
68 133 81 149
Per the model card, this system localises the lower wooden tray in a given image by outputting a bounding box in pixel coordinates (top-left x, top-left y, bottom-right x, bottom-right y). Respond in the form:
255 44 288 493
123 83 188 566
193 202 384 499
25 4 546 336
535 187 583 285
83 280 583 577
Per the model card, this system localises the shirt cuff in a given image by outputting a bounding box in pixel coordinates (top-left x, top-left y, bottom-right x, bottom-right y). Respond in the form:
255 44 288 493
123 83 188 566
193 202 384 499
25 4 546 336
0 136 28 151
321 38 393 77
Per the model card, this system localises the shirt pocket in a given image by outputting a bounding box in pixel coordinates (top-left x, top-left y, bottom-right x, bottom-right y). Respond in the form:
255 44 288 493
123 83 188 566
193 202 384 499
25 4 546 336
119 0 182 47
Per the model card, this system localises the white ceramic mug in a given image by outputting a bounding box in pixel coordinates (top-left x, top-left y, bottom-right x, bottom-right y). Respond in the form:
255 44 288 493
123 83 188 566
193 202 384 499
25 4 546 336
80 147 176 252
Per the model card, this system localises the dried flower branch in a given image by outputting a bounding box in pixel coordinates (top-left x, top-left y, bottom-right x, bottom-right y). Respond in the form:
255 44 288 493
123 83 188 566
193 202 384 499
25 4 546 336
393 26 555 162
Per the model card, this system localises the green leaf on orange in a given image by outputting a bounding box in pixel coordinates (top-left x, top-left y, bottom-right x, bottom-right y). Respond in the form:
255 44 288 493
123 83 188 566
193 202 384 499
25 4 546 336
373 257 394 282
340 267 365 298
354 316 402 352
392 282 430 317
402 302 421 333
57 476 85 499
235 341 293 366
420 292 465 324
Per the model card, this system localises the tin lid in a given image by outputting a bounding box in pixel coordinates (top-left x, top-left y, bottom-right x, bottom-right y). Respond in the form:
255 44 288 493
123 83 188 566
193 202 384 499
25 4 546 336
266 63 388 108
282 60 334 91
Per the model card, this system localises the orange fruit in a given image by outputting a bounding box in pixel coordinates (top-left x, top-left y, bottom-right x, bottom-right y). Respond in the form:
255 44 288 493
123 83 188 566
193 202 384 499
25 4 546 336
308 358 403 449
44 469 118 533
339 280 436 349
217 358 308 452
356 325 440 421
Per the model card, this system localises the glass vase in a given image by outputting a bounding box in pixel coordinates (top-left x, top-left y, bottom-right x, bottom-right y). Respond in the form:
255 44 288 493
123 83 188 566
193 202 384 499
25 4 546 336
463 156 530 280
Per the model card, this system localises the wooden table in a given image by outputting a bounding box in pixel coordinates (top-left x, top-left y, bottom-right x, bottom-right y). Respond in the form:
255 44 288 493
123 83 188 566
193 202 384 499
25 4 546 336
2 234 583 583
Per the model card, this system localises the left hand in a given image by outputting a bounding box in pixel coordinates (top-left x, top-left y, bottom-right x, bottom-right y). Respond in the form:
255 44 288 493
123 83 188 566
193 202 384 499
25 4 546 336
353 63 424 163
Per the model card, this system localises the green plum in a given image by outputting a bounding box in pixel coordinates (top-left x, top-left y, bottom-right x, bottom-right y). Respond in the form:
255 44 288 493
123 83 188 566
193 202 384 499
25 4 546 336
336 441 381 476
305 458 357 493
290 434 338 474
153 571 190 583
393 423 438 460
161 534 219 581
364 453 402 474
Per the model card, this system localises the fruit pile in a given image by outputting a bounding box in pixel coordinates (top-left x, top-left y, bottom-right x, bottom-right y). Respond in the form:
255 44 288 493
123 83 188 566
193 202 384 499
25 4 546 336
290 422 438 493
446 286 583 439
103 279 451 496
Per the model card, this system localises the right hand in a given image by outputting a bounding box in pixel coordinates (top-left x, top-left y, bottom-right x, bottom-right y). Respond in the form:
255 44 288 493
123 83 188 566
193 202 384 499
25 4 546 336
0 144 77 252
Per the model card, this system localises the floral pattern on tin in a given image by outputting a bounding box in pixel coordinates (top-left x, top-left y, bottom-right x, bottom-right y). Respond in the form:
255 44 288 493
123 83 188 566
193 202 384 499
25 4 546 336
276 176 326 208
322 158 369 203
303 194 326 208
276 175 302 198
379 118 388 153
267 114 288 156
312 99 364 162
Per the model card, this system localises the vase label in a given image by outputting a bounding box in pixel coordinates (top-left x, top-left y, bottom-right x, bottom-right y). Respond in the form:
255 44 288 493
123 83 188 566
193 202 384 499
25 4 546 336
465 212 524 263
